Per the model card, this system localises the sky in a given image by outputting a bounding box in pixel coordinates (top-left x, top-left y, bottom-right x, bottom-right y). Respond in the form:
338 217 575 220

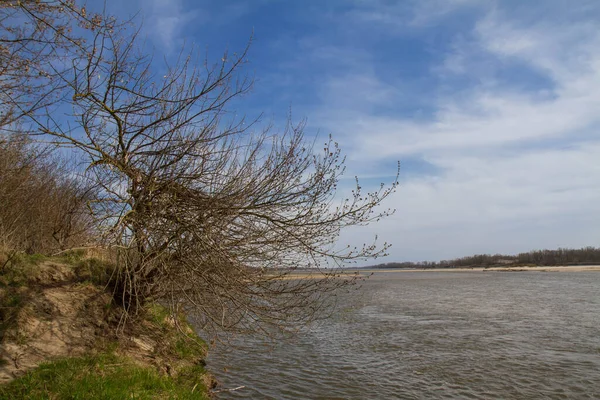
101 0 600 263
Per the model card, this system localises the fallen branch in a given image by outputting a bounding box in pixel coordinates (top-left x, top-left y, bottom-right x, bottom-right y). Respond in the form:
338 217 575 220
212 385 246 393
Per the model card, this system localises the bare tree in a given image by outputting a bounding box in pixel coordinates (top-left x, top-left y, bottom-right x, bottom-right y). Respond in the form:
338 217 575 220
0 132 95 254
5 4 399 336
0 1 114 255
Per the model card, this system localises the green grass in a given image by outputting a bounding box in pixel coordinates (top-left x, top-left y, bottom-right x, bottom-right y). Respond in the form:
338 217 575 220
173 337 203 360
0 287 25 340
55 249 87 264
0 253 47 286
147 303 172 327
72 257 116 286
0 248 115 289
145 304 207 361
0 352 209 400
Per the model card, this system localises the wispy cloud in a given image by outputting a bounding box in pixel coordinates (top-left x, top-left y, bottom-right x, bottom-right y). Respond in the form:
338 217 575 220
143 0 200 52
309 1 600 261
344 0 487 29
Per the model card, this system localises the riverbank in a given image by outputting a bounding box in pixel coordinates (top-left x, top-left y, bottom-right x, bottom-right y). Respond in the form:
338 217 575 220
0 252 214 398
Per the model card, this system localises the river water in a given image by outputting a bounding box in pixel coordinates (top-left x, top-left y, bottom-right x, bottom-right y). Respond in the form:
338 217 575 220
207 271 600 399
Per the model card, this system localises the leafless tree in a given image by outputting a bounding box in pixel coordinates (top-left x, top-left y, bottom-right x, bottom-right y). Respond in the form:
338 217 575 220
5 3 399 336
0 132 95 254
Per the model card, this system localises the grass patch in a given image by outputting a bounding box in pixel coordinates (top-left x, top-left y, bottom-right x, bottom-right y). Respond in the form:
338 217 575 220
0 253 48 286
146 303 172 327
0 248 116 288
0 287 26 340
173 336 205 360
73 258 116 286
175 364 210 393
144 304 207 362
0 352 209 400
55 249 87 264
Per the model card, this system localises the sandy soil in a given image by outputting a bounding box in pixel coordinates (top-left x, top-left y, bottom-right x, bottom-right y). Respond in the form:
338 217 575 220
0 263 115 383
0 261 176 383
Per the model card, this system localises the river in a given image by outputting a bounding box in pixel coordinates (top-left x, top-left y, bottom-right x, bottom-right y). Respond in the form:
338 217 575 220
207 271 600 399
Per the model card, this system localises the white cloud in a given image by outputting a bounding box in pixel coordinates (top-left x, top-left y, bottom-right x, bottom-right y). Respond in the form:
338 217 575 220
346 0 487 29
144 0 199 51
475 10 600 83
315 3 600 262
410 0 489 26
372 142 600 260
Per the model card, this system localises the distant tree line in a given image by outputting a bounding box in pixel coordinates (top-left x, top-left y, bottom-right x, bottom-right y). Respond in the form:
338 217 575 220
369 247 600 269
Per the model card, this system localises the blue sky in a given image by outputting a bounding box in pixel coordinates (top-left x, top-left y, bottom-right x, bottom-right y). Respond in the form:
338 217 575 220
101 0 600 262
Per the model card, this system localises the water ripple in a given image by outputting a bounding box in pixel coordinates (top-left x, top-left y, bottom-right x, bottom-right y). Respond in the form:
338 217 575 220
208 272 600 399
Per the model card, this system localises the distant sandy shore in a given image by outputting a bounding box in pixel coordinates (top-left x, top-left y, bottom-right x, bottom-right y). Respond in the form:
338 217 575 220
363 265 600 273
269 265 600 280
271 272 362 280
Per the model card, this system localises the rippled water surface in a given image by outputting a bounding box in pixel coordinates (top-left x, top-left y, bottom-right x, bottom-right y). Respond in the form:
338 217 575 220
207 271 600 399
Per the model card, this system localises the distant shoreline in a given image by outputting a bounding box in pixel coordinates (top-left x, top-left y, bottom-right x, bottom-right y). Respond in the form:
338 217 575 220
272 265 600 280
361 265 600 273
